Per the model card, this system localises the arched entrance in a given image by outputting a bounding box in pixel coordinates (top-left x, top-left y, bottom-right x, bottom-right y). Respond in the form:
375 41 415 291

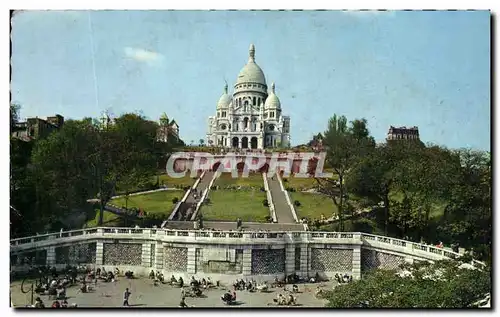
259 163 269 173
236 162 246 173
212 162 222 172
241 137 249 149
232 137 239 148
250 137 258 149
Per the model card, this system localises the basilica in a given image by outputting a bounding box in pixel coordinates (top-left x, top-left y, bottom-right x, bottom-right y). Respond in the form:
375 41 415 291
206 44 291 150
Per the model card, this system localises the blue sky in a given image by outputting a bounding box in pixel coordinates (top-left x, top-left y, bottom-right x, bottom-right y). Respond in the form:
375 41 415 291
11 10 490 150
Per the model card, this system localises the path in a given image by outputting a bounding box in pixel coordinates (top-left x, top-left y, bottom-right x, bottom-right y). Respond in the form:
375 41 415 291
267 176 296 224
175 171 215 221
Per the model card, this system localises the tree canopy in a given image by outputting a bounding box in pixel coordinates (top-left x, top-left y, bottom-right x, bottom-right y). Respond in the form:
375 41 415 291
323 259 490 308
10 107 183 237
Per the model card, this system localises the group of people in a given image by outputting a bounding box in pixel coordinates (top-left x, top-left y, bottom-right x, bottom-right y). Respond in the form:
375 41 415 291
273 292 297 306
334 273 353 284
33 297 77 308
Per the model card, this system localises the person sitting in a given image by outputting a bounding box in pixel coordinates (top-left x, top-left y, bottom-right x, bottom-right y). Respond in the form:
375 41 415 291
157 272 164 283
149 270 155 279
190 276 198 287
191 285 202 297
343 274 349 283
61 300 68 308
292 284 299 293
221 291 233 303
179 297 188 308
170 275 178 285
206 277 213 286
56 286 66 299
51 300 61 308
178 277 184 288
114 267 120 276
34 297 45 308
201 278 207 287
315 286 323 297
125 271 134 279
96 268 101 276
287 294 296 306
79 283 87 293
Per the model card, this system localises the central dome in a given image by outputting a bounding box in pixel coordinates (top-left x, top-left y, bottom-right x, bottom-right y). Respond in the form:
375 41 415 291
236 44 267 86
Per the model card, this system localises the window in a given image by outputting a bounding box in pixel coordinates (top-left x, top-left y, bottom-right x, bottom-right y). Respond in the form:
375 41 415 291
253 97 256 105
270 112 275 118
222 111 226 117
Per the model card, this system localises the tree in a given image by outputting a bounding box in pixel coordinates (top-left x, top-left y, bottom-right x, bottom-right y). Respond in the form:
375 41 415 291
438 149 491 263
324 259 491 308
10 103 20 134
315 115 374 231
199 139 205 147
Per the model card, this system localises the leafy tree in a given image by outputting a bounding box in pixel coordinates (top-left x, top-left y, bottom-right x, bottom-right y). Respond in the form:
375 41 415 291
315 115 374 231
438 149 491 263
199 139 205 147
324 259 490 308
10 103 20 134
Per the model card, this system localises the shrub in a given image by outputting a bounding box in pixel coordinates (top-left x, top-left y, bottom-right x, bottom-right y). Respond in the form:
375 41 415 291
283 178 288 183
263 199 269 207
172 197 179 204
294 200 301 207
260 186 265 192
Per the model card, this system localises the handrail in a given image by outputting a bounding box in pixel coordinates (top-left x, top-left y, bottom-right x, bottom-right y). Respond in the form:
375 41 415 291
9 229 463 261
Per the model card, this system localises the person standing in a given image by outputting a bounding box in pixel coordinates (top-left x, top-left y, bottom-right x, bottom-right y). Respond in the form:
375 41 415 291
123 288 131 307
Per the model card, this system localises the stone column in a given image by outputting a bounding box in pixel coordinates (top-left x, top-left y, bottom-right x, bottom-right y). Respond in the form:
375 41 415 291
299 244 309 278
155 243 164 271
242 248 252 276
187 247 196 274
46 246 56 266
352 245 361 280
96 242 104 266
141 243 152 268
285 245 295 275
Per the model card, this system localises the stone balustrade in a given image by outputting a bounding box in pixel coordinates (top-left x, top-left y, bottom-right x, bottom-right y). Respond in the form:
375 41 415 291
10 227 478 282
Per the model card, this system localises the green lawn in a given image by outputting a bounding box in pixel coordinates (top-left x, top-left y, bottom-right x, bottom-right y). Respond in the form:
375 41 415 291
157 173 199 188
283 169 338 191
201 189 269 222
109 190 183 214
84 210 123 228
214 172 264 188
290 192 338 220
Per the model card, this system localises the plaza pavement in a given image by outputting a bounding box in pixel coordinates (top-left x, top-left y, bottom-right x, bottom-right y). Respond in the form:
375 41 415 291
10 278 331 308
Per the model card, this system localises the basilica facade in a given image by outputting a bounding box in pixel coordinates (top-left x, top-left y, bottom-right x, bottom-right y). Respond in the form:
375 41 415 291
206 44 291 150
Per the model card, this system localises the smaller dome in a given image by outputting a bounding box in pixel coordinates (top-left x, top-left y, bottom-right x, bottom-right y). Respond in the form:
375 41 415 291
264 82 281 109
217 84 231 109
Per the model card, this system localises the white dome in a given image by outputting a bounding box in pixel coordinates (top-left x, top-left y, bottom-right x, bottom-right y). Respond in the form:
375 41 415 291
264 82 281 109
236 44 267 86
217 84 231 109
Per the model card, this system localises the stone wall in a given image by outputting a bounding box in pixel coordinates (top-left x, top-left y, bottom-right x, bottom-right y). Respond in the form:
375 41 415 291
164 247 188 272
103 243 142 266
195 248 243 274
361 249 405 272
311 248 353 272
251 249 285 274
55 243 96 265
11 250 47 266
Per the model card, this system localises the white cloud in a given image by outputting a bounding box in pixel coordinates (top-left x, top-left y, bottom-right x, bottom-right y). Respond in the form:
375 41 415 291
124 47 164 65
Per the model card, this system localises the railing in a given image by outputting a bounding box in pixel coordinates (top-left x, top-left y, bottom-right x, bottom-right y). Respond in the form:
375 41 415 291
276 172 299 222
10 228 469 263
263 173 277 222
